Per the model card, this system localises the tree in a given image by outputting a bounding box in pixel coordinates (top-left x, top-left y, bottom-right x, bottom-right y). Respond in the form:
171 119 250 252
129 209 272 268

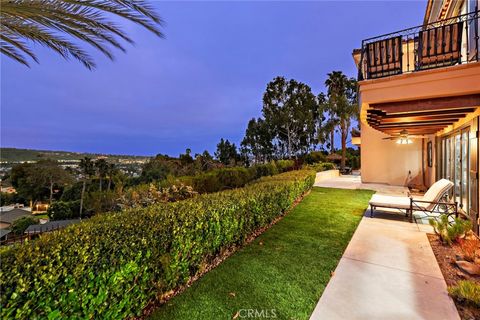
10 160 72 203
215 138 239 166
11 216 39 235
106 162 117 191
94 158 109 192
324 71 358 170
179 148 194 166
241 118 274 163
79 157 95 219
194 150 216 171
140 155 175 183
262 77 320 157
1 0 163 69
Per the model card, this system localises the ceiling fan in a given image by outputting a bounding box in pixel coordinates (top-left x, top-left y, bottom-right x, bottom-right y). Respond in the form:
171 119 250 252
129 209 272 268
383 129 424 144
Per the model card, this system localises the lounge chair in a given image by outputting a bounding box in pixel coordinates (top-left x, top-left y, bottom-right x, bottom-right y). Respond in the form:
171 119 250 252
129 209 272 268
369 179 456 222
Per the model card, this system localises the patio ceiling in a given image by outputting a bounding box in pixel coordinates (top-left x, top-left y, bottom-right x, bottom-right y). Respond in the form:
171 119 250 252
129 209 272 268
366 94 480 135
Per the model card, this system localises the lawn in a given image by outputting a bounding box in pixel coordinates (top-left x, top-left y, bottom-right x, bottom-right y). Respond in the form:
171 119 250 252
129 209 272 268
150 187 374 320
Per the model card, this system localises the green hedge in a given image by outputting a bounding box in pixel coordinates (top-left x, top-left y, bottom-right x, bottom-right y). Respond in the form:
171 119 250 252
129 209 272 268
0 170 315 319
135 160 296 196
303 162 336 172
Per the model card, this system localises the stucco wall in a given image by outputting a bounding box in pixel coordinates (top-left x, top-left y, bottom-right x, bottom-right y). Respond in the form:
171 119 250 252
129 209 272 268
361 122 423 186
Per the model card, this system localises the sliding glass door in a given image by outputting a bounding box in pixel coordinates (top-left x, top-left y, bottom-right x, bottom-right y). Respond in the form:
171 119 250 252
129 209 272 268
441 128 470 213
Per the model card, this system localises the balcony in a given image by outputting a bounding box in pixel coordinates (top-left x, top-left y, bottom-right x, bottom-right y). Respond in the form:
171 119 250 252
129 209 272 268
357 11 480 81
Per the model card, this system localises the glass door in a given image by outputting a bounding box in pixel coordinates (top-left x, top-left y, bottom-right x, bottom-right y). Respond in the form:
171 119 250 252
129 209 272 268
455 134 462 206
441 128 470 213
462 128 470 213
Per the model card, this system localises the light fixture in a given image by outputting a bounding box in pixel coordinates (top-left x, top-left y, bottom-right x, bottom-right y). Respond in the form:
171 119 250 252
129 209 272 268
396 137 413 144
395 129 413 144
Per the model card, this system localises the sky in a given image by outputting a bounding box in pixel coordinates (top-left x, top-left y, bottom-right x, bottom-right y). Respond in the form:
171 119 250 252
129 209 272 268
1 1 426 157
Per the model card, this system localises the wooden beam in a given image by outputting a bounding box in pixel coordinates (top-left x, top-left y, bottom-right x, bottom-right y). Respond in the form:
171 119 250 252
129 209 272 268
383 108 476 117
370 94 480 113
377 121 453 127
379 115 463 123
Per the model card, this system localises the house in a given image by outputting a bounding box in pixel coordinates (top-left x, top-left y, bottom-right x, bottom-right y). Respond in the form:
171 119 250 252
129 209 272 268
0 208 33 229
353 0 480 233
24 219 80 235
0 229 12 241
0 186 16 194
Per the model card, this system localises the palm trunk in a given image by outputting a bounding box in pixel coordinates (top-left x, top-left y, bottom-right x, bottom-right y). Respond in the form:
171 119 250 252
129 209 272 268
341 120 347 170
49 180 54 204
80 179 86 219
99 178 103 192
107 177 112 191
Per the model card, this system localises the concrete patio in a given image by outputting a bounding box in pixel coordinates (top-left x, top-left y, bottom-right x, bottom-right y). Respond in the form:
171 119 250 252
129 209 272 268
310 174 460 320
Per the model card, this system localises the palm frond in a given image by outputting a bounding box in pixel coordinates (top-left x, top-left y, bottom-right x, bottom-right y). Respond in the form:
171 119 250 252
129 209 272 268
0 0 163 69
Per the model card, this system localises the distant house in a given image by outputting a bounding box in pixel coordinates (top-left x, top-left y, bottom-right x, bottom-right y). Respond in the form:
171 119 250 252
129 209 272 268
32 202 49 213
0 208 32 229
0 186 16 194
0 229 11 240
24 219 80 235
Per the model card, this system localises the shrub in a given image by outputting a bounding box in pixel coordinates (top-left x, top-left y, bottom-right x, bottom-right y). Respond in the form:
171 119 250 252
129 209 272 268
304 151 326 164
303 162 336 172
322 162 336 170
249 162 278 179
47 201 81 220
448 281 480 307
119 183 197 209
0 170 315 319
0 192 27 206
124 160 297 199
11 216 39 235
429 215 472 245
274 159 295 172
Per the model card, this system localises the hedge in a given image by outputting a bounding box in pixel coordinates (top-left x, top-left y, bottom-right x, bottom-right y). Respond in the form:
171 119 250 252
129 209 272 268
303 162 336 172
0 169 315 319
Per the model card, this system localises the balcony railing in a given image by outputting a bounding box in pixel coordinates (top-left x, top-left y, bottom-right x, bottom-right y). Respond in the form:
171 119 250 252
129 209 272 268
358 11 480 80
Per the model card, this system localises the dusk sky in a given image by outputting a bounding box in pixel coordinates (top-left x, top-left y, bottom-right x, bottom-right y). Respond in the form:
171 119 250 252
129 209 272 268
1 1 426 157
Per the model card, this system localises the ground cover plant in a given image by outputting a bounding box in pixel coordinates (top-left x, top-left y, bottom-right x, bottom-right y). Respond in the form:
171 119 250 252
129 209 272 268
0 170 315 319
149 187 374 319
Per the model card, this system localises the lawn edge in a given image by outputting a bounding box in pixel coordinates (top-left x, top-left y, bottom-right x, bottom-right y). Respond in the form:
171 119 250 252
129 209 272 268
137 189 312 319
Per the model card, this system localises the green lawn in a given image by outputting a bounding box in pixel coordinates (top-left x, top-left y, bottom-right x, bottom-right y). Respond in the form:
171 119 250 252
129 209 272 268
150 187 374 320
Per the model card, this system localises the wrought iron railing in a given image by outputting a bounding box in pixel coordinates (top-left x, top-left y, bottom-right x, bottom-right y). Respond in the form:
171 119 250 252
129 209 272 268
358 11 480 80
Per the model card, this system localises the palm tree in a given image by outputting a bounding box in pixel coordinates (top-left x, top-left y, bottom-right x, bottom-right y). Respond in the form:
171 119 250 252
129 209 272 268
325 71 347 154
79 157 95 219
95 158 109 191
325 71 358 170
106 162 116 191
1 0 163 69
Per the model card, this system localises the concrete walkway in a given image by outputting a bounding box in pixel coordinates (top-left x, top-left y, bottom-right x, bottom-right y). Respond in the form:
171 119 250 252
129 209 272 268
314 174 409 195
310 176 460 320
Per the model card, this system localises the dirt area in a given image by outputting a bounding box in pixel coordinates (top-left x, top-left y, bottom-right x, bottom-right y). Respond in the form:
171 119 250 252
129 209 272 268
427 233 480 320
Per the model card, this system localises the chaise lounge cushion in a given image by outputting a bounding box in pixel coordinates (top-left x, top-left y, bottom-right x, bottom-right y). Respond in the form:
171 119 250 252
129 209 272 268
369 179 454 211
369 194 422 210
422 178 453 203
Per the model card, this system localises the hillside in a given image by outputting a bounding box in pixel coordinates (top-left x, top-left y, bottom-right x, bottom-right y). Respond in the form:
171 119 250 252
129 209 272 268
0 148 150 162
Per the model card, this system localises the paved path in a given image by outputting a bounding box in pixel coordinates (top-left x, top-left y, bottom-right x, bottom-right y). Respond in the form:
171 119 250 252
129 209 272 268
310 176 460 320
314 174 409 195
